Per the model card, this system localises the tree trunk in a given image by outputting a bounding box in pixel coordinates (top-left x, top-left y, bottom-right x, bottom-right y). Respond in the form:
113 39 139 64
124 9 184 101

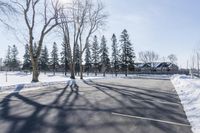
80 64 83 79
95 64 97 76
32 58 39 82
115 64 117 77
79 50 83 79
64 62 67 76
53 64 55 76
115 69 117 77
79 35 83 79
197 53 199 77
125 64 128 77
102 65 106 77
70 63 75 79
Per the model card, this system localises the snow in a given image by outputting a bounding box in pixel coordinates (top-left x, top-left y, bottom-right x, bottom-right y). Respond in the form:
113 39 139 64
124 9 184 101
171 75 200 133
0 71 172 84
0 71 68 86
126 74 171 80
0 71 103 93
3 71 199 131
0 71 172 94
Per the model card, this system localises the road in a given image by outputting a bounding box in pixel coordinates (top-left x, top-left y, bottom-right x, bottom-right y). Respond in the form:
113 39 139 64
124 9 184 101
0 78 192 133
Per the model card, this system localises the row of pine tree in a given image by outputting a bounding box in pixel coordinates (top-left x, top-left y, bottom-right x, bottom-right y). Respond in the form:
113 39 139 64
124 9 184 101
3 29 135 76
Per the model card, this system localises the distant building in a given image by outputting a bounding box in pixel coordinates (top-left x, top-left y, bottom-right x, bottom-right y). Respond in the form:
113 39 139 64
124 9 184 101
134 62 179 72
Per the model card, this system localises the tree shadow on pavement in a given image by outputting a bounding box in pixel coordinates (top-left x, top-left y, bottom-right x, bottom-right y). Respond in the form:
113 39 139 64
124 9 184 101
0 80 131 133
82 79 192 133
0 83 79 133
0 79 192 133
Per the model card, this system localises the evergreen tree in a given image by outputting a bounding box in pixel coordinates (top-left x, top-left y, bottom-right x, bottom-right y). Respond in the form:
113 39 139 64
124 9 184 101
111 34 120 76
50 42 59 75
91 35 100 76
10 45 20 70
22 44 31 71
40 45 49 73
100 35 110 76
60 42 69 76
4 45 12 70
85 43 92 75
120 29 135 76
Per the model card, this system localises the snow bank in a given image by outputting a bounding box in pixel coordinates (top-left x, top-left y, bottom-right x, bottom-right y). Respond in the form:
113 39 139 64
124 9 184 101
171 75 200 133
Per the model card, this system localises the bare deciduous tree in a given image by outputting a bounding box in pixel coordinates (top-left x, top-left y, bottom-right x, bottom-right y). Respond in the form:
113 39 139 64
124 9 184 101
138 50 159 69
197 52 199 76
0 1 16 28
168 54 177 64
59 0 107 79
138 51 159 63
190 55 195 70
13 0 61 82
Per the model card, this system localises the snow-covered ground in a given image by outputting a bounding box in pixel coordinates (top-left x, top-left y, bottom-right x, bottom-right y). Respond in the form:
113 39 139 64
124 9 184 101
0 71 103 93
0 71 172 87
171 75 200 133
2 71 198 131
0 71 69 86
125 74 171 80
0 71 172 93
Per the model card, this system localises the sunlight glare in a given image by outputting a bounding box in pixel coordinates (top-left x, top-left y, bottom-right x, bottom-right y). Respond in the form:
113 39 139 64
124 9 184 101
59 0 72 4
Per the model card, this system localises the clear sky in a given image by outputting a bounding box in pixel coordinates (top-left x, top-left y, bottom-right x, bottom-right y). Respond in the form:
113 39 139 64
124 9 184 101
0 0 200 68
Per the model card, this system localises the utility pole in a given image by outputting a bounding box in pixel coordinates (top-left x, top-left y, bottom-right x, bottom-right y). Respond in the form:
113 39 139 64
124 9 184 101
197 52 199 77
0 58 2 71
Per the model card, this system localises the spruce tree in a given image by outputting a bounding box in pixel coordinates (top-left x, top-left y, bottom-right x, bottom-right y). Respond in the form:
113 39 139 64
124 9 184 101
22 44 31 71
120 29 135 76
85 43 92 75
91 35 100 76
40 45 49 73
111 34 120 76
100 35 110 76
4 45 12 70
60 42 69 76
50 42 59 75
11 45 20 70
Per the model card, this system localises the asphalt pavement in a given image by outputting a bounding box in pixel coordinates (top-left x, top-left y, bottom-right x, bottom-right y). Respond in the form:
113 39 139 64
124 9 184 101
0 78 193 133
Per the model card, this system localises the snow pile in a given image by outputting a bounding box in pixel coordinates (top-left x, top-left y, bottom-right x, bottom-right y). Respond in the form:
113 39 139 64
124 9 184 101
171 75 200 133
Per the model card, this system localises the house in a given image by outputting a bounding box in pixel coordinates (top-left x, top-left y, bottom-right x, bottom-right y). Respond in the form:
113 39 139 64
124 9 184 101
134 62 179 72
156 62 178 71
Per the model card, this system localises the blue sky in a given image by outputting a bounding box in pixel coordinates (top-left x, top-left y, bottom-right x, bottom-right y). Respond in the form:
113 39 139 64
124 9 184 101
102 0 200 68
1 0 200 68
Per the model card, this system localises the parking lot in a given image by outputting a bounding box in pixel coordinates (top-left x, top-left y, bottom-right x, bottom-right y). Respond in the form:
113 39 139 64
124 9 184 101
0 78 192 133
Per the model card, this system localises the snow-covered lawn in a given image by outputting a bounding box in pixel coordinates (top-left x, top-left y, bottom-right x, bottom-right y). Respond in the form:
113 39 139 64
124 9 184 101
0 71 103 93
0 71 69 86
171 75 200 133
0 71 172 94
0 71 172 87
